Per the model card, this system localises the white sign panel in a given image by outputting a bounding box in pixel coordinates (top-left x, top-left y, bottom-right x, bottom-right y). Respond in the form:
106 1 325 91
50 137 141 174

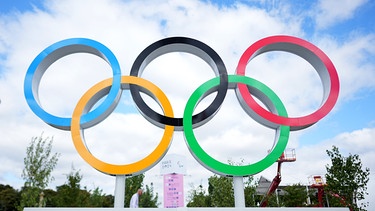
160 154 186 175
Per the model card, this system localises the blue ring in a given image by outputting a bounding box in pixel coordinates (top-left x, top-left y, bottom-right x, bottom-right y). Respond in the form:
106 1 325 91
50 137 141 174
24 38 122 130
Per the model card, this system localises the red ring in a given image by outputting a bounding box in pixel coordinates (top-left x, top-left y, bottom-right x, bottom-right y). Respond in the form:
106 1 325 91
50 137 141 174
236 35 339 130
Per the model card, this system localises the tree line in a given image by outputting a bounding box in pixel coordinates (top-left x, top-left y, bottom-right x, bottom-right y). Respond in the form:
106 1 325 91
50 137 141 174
0 171 159 210
186 146 369 211
0 134 159 211
0 134 370 211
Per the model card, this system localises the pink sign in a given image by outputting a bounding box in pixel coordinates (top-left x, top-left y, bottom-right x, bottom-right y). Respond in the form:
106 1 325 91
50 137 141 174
164 174 184 208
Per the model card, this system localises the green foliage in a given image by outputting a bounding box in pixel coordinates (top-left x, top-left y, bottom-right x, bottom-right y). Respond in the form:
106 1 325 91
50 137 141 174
244 176 257 207
283 183 311 207
19 134 60 210
102 195 115 207
123 174 159 208
325 146 370 211
139 183 160 207
89 187 105 207
124 174 144 207
21 134 60 189
1 181 115 208
46 168 113 207
54 169 90 207
1 171 156 208
255 183 313 207
208 174 234 207
187 174 257 207
18 186 40 210
0 184 20 211
263 192 280 207
186 184 211 207
43 189 58 207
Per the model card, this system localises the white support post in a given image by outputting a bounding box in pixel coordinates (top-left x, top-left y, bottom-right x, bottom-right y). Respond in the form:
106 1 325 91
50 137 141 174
114 175 126 208
233 176 245 208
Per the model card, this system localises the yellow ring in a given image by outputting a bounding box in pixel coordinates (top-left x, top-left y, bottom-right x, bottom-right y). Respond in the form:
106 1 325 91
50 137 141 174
71 76 174 175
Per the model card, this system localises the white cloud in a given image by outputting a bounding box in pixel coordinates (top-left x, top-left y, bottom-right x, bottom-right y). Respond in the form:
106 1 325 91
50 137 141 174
313 34 375 102
314 0 368 29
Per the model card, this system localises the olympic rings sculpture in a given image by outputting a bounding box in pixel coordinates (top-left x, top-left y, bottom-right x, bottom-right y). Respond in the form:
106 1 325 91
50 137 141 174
24 36 339 176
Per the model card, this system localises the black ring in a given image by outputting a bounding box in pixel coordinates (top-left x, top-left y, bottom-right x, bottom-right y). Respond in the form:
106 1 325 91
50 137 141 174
129 37 228 131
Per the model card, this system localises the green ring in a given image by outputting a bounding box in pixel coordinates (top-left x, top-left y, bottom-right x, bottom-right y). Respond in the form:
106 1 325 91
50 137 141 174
183 75 290 176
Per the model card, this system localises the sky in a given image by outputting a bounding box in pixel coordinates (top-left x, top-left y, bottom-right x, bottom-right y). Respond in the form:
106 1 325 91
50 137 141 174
0 0 374 209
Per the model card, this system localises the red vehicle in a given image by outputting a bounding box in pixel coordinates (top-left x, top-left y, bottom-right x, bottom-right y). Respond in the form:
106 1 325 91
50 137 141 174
260 148 296 207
